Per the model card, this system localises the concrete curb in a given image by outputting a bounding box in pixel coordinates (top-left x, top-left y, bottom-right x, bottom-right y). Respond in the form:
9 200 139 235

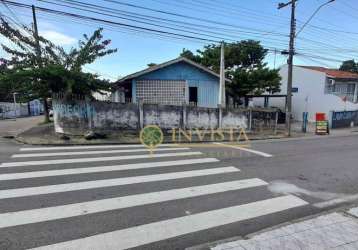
14 131 358 146
186 203 358 250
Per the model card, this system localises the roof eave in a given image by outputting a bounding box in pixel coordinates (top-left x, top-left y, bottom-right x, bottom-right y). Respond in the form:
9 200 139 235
116 57 231 83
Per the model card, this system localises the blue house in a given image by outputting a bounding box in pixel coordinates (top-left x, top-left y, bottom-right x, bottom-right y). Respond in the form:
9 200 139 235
114 57 230 108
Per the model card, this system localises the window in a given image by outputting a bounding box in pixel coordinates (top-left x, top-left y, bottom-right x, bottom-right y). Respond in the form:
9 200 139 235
136 80 186 105
189 87 198 104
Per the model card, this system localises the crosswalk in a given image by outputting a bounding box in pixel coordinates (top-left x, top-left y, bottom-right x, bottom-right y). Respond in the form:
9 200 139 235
0 144 308 250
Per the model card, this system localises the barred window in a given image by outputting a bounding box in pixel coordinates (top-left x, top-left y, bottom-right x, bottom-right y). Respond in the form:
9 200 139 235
136 80 186 105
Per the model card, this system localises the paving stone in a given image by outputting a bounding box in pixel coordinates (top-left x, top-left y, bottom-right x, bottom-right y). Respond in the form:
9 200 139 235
333 240 358 250
291 229 338 249
348 207 358 218
281 213 349 235
251 228 289 240
212 241 244 250
211 212 358 250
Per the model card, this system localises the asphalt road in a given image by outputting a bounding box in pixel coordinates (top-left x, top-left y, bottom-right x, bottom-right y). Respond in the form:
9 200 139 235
0 135 358 250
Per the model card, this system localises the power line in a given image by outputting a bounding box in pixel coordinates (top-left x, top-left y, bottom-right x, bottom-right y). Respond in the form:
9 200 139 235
296 0 335 37
296 54 334 68
100 0 289 37
38 0 236 42
4 1 288 53
7 5 223 46
150 0 290 27
2 0 221 43
39 0 291 47
57 0 288 38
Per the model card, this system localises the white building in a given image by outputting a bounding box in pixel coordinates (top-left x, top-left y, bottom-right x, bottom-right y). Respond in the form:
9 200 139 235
257 65 358 122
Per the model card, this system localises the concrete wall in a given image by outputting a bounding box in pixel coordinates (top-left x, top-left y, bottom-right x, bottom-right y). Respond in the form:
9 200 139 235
256 65 358 122
143 104 182 129
186 107 219 129
0 102 29 119
131 61 220 108
53 98 250 135
222 109 249 129
330 110 358 128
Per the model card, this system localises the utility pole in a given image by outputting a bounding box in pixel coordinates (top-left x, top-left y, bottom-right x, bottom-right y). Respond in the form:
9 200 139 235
32 5 41 66
32 5 50 122
278 0 296 136
13 92 17 120
219 41 225 107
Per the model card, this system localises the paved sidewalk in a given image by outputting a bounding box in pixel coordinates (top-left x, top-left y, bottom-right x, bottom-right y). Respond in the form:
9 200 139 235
0 116 44 137
211 207 358 250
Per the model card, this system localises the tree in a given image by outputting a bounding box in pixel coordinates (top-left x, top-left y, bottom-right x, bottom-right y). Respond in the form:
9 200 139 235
340 60 358 73
147 63 157 67
180 49 201 64
180 40 281 101
0 18 117 122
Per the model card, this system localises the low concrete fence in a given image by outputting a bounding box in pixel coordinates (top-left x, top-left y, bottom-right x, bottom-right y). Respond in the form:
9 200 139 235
53 97 278 135
330 110 358 128
0 102 29 119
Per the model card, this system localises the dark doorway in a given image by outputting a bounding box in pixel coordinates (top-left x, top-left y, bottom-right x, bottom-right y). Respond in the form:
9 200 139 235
189 87 198 104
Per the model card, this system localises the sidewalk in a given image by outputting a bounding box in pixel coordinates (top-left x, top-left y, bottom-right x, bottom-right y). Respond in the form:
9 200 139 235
0 116 44 138
12 119 358 145
208 207 358 250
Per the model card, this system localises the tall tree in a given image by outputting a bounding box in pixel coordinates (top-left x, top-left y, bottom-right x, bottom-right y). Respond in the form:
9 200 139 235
0 18 117 122
340 60 358 73
181 40 281 102
147 63 157 67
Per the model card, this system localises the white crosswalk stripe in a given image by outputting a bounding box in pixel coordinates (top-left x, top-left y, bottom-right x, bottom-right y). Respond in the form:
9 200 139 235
0 167 239 199
0 151 202 167
19 144 177 151
11 147 190 158
0 158 220 181
29 195 308 250
0 144 308 250
0 179 267 228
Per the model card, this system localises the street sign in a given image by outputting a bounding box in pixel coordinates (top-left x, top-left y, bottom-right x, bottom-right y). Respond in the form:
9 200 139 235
316 120 329 135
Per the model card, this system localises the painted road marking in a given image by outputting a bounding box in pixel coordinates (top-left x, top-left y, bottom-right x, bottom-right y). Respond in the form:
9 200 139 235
12 147 190 158
19 144 178 151
0 151 202 168
0 167 239 199
213 143 273 157
0 179 267 228
0 158 220 181
30 195 307 250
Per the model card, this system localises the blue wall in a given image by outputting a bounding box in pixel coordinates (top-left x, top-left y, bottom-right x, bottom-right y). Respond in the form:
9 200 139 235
131 61 219 108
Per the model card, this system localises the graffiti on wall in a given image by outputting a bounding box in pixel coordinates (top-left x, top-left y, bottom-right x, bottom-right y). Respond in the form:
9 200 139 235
331 110 358 128
53 103 96 118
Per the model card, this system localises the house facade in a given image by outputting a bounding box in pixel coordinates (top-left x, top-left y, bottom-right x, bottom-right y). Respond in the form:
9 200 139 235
262 65 358 122
113 57 229 108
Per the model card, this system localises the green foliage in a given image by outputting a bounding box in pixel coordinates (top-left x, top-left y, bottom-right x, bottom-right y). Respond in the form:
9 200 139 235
180 40 281 98
65 28 117 72
0 65 111 101
0 18 116 122
180 49 202 64
340 60 358 73
0 18 65 69
230 67 281 97
0 18 116 97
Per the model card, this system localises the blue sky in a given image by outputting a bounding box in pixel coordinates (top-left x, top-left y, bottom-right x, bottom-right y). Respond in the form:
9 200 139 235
1 0 358 80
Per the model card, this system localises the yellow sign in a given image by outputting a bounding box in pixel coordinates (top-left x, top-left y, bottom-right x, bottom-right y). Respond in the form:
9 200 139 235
139 125 164 153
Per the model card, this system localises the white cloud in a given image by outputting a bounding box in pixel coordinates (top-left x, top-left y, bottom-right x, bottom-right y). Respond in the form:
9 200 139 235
40 30 76 46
